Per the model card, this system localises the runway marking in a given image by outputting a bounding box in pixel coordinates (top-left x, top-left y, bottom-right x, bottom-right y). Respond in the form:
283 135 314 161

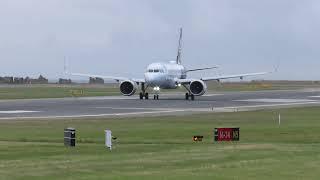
94 107 171 111
78 96 137 100
0 110 186 120
208 101 320 112
0 110 40 114
202 94 224 97
309 96 320 98
235 99 316 103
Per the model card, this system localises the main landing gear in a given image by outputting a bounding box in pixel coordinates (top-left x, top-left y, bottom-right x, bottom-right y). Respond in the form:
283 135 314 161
139 82 149 100
185 93 195 101
139 92 149 100
182 84 195 101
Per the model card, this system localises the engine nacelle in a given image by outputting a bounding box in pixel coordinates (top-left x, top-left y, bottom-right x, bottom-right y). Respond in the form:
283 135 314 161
189 80 207 96
119 81 137 96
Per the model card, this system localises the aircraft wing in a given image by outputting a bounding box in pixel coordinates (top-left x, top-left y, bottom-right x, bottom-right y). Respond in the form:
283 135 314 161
176 72 269 84
186 66 218 72
201 72 270 81
70 73 145 83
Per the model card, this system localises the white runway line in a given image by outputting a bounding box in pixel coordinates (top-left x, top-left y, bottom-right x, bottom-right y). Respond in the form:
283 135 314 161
309 96 320 98
235 99 316 103
0 110 187 120
202 94 224 97
78 96 137 100
94 107 173 111
0 110 40 114
210 101 320 112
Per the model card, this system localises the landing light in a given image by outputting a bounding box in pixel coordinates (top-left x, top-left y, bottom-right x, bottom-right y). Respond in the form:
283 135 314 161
178 83 182 87
153 87 160 91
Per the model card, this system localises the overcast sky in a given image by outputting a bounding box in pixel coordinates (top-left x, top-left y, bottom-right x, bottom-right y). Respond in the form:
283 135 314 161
0 0 319 80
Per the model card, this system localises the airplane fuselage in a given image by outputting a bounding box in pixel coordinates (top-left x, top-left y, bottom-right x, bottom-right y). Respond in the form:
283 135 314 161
144 61 187 89
69 28 269 100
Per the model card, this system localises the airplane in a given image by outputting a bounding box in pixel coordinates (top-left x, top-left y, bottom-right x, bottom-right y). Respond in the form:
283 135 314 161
69 28 270 100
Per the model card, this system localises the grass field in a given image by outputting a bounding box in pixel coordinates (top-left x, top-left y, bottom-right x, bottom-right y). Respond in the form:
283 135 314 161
0 84 120 99
0 107 320 179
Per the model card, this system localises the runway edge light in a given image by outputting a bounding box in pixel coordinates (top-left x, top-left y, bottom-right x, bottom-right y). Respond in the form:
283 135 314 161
105 130 112 151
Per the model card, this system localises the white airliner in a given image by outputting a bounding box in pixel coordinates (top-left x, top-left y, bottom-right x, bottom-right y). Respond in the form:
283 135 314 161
70 28 270 100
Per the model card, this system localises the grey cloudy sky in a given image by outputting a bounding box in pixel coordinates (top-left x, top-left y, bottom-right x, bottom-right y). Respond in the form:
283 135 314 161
0 0 319 80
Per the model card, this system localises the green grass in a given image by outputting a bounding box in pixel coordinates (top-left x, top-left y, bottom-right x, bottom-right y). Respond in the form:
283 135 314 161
1 107 320 179
0 85 120 99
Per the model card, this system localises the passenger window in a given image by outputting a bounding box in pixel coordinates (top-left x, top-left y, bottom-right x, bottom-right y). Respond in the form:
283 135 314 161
154 69 159 73
148 69 153 72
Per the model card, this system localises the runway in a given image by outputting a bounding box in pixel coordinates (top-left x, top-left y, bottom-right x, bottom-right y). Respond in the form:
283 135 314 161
1 89 320 120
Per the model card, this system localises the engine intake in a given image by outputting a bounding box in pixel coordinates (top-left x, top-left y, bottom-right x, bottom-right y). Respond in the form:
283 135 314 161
189 80 207 96
120 81 137 96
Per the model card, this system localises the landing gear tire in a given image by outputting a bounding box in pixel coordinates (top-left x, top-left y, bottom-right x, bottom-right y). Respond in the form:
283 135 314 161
185 93 195 101
139 92 148 100
191 94 195 101
153 95 159 100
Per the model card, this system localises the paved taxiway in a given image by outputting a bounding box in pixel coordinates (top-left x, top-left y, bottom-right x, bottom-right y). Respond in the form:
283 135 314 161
1 89 320 120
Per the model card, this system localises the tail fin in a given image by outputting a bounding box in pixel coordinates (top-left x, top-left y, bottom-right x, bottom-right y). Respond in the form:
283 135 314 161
176 28 183 64
64 57 69 75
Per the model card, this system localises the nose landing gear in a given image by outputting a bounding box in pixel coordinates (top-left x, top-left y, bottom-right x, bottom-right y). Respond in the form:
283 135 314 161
154 94 159 100
152 86 160 100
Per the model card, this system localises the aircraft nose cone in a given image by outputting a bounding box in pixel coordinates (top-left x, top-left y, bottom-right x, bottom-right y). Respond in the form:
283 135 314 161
146 75 155 83
145 74 160 85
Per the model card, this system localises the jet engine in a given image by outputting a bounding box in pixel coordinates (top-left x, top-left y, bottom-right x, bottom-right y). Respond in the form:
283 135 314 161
189 80 207 96
119 81 137 96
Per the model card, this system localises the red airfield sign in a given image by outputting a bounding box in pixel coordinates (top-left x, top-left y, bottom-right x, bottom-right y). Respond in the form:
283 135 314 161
214 128 240 141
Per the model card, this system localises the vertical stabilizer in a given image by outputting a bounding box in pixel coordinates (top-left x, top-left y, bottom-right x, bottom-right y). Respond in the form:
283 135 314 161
176 28 183 64
64 57 69 74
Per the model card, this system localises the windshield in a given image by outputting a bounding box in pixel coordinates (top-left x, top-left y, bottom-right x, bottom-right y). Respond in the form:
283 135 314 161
147 69 164 73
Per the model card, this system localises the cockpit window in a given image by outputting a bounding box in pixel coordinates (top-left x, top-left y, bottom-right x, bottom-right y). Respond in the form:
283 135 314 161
147 69 164 73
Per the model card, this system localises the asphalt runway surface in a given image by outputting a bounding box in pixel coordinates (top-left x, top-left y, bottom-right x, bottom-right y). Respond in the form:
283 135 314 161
1 89 320 120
